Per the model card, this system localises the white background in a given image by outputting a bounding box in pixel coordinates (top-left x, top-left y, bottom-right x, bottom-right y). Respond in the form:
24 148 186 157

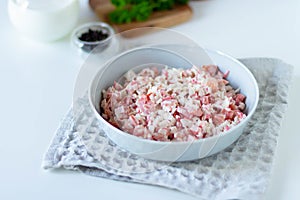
1 0 299 199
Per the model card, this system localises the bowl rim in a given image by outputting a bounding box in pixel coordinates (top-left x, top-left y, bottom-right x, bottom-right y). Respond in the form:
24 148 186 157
88 48 260 146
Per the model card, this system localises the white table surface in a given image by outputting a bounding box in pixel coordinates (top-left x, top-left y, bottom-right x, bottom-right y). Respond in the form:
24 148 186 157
1 0 299 199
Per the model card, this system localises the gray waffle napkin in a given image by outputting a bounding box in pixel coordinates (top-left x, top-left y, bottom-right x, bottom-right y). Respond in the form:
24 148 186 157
42 58 293 200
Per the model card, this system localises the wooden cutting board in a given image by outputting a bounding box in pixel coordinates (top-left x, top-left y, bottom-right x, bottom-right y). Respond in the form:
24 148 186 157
89 0 193 33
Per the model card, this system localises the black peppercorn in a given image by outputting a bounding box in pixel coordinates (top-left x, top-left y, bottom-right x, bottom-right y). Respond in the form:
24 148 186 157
72 22 115 55
78 28 111 53
79 29 109 42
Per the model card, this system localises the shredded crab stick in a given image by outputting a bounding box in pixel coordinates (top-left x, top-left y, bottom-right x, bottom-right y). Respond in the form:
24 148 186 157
100 65 246 142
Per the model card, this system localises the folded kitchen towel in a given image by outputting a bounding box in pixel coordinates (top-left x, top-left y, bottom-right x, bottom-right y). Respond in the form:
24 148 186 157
42 58 293 200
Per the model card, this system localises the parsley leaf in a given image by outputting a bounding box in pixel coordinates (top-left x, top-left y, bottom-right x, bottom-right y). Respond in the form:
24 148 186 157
109 0 189 24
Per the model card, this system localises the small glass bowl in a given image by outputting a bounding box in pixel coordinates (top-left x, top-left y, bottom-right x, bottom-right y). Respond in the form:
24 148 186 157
71 22 115 57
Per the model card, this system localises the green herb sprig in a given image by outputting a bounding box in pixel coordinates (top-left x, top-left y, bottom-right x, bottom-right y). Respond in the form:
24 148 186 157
109 0 189 24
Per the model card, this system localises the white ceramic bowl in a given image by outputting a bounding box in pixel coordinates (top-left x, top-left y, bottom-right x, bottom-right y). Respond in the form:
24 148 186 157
89 47 259 162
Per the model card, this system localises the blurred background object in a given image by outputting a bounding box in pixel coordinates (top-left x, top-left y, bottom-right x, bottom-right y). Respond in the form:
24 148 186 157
89 0 192 33
8 0 80 42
